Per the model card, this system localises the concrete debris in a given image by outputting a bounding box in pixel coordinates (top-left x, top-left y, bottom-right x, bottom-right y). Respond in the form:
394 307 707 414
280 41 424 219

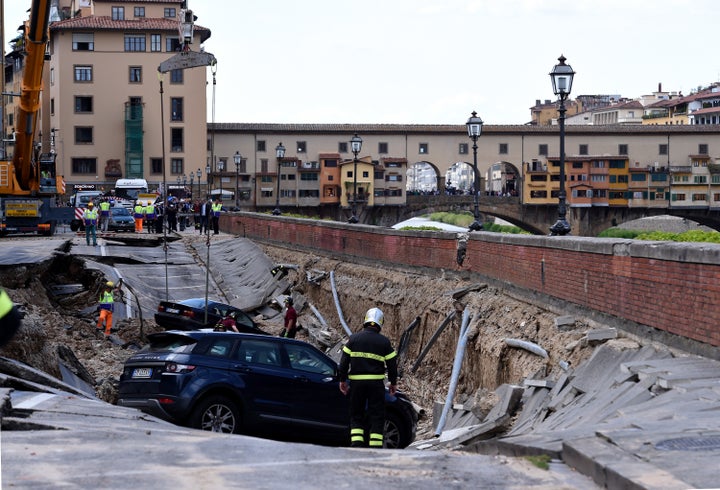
584 327 618 345
554 315 575 330
306 269 328 284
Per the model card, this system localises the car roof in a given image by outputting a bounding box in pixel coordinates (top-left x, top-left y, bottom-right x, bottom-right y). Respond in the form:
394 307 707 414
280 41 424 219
176 298 231 308
149 329 308 346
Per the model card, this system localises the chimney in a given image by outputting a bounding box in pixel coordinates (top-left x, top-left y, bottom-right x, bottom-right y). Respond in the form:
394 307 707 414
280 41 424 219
658 82 662 92
535 99 540 106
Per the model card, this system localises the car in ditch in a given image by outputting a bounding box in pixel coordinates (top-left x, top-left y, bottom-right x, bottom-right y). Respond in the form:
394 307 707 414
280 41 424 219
154 298 266 334
117 330 418 448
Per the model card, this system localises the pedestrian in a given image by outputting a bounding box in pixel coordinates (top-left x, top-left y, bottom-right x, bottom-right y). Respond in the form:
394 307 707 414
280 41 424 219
133 200 144 233
0 288 22 348
83 202 98 246
211 198 223 234
281 297 298 338
193 199 201 230
199 197 211 234
166 197 178 232
98 198 111 232
96 281 119 336
338 307 398 448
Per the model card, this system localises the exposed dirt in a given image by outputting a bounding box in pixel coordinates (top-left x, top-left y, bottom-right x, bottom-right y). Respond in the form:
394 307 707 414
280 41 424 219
0 236 604 441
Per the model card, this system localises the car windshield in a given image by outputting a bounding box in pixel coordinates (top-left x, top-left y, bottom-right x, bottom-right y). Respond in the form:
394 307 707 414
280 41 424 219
112 207 131 216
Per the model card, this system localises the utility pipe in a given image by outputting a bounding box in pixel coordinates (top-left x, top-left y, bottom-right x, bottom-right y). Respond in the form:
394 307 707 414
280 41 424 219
434 307 472 437
330 270 352 336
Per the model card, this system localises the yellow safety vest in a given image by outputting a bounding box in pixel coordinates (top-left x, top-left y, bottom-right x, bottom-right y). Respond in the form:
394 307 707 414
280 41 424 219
0 289 13 318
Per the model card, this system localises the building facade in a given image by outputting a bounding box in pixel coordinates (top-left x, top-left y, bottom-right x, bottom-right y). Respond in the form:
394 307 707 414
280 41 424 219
20 0 211 196
208 123 720 216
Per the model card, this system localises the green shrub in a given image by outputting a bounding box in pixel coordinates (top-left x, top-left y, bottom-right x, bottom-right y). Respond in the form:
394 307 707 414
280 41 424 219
600 228 720 243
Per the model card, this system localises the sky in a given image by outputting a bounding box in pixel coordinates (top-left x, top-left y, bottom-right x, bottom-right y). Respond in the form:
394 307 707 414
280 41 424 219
4 0 720 125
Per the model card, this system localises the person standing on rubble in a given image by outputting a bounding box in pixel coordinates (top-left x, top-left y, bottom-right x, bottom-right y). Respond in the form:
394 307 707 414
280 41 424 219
96 281 119 336
338 307 398 448
281 297 298 338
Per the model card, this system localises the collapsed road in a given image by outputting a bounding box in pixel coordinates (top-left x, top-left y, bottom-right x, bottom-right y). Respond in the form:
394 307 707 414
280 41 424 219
1 229 719 489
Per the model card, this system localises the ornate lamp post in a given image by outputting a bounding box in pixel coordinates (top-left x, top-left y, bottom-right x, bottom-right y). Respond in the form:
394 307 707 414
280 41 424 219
549 54 575 236
273 142 285 215
233 151 242 209
348 133 362 223
217 159 224 201
190 171 195 199
197 168 202 198
465 111 484 231
205 163 210 198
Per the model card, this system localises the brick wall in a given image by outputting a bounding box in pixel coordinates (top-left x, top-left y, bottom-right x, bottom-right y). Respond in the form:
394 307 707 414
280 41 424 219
223 213 720 351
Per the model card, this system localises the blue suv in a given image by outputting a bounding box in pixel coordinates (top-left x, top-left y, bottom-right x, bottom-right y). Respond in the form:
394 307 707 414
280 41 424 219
118 330 418 448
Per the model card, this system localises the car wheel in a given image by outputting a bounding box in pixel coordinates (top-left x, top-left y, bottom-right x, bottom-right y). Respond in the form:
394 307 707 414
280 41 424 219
384 411 410 449
190 395 241 434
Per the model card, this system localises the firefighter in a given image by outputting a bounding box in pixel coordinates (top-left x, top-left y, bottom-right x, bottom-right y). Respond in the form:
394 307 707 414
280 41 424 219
338 307 398 448
83 202 98 246
96 281 118 336
0 289 22 347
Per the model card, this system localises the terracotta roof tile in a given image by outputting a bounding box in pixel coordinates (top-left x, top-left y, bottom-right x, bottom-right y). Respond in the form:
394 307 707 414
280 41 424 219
50 16 211 42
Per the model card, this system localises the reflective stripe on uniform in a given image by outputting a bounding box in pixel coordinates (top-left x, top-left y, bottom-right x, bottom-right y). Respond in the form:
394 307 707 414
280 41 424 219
348 373 385 380
0 290 13 317
368 432 383 447
350 427 364 443
342 345 397 362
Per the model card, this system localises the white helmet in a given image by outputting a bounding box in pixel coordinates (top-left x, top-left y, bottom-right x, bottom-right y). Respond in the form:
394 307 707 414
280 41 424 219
363 307 384 329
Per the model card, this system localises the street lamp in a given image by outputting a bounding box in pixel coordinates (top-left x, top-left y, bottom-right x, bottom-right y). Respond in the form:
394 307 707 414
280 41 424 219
549 54 575 236
190 171 195 199
197 168 202 198
233 151 242 209
348 133 362 223
273 142 285 215
218 159 224 202
205 163 210 198
465 111 484 231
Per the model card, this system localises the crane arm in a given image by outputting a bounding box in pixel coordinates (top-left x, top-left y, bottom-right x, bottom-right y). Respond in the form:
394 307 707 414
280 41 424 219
13 0 51 191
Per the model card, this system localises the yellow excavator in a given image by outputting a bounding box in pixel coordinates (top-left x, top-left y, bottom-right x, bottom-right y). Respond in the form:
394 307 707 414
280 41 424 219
0 0 71 235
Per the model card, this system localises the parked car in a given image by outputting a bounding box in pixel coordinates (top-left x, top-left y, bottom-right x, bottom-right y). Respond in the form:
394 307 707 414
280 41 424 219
154 298 266 333
117 330 418 448
106 206 135 232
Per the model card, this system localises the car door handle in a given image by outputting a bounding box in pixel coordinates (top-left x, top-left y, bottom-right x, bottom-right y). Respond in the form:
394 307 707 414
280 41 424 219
293 376 310 382
232 364 252 373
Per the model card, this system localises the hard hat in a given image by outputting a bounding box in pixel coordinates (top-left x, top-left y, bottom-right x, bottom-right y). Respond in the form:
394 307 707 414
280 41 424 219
105 281 114 287
363 307 384 329
88 202 94 207
284 297 293 305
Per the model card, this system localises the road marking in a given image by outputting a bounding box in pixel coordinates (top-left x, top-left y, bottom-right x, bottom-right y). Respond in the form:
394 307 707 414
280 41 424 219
13 392 55 409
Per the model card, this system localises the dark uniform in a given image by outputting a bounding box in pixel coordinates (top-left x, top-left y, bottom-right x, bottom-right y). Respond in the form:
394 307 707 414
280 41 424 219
338 307 398 448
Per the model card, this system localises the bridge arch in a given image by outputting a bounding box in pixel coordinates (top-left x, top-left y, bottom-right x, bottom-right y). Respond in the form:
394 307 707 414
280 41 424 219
406 160 444 193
